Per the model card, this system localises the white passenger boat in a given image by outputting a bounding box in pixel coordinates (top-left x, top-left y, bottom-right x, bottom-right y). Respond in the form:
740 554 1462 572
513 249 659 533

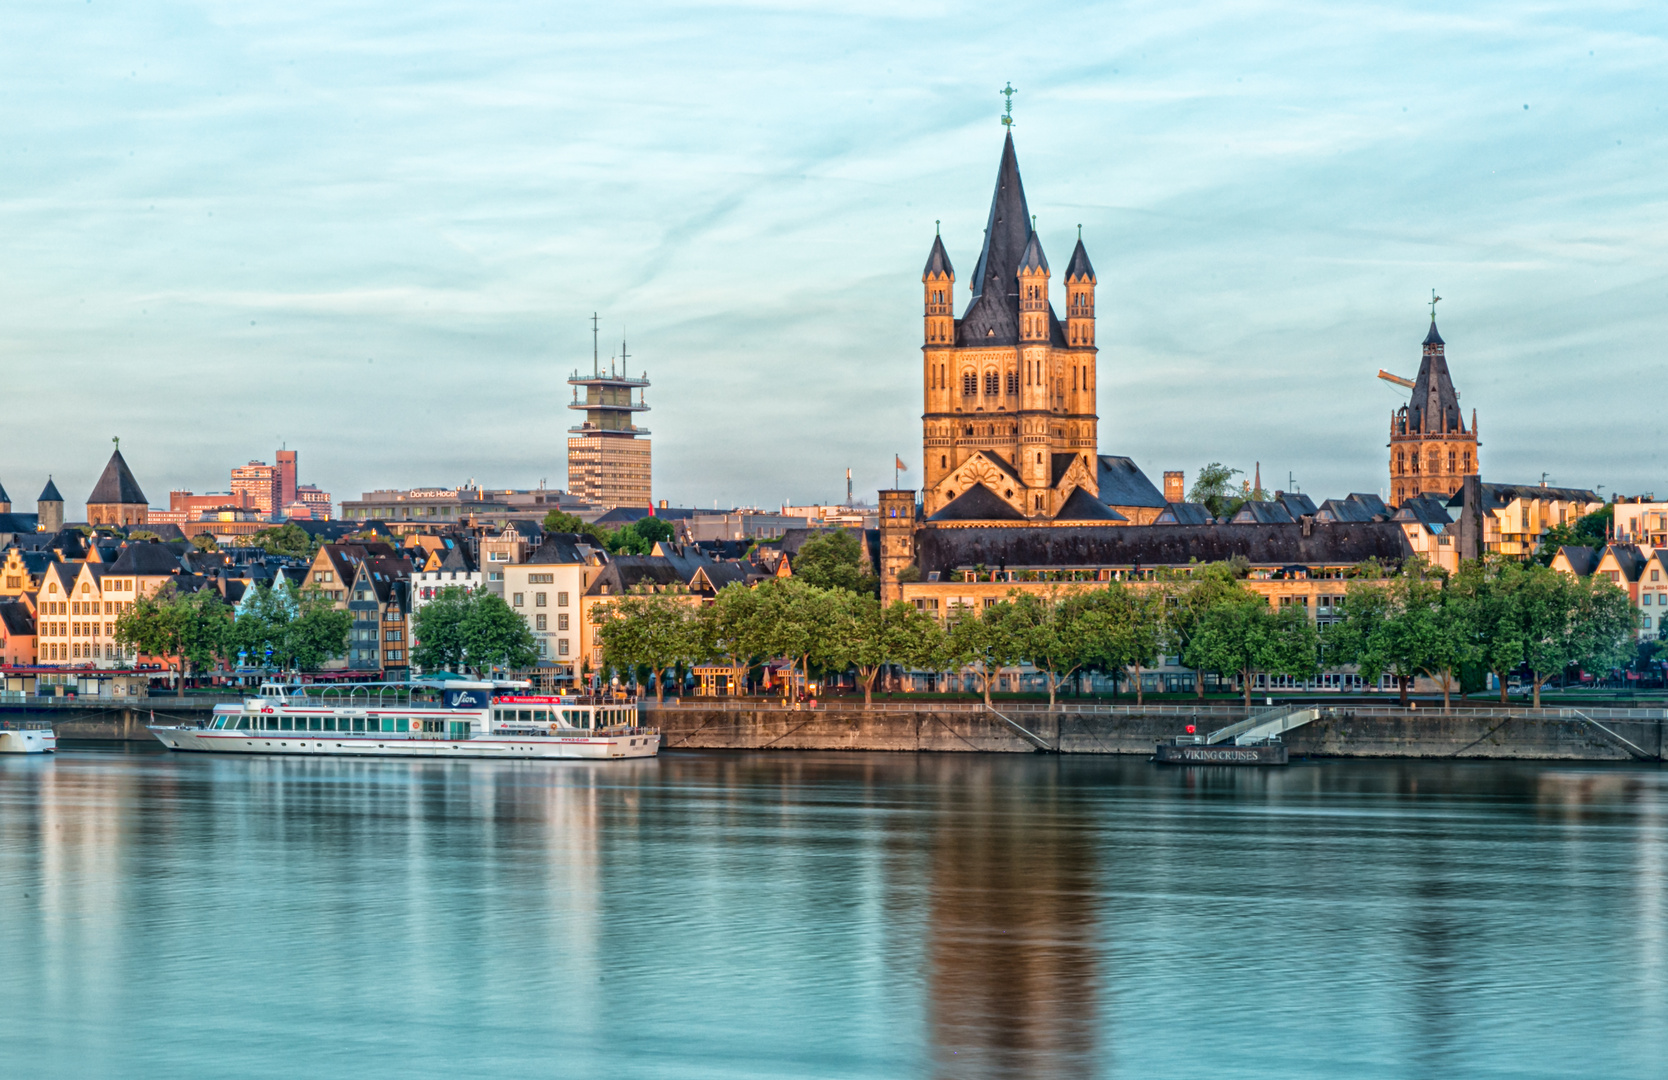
0 722 56 754
149 681 659 760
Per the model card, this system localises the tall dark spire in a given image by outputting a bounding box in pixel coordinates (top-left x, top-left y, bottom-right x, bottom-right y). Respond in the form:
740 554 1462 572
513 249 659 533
1408 320 1461 434
1065 237 1095 283
1019 229 1048 272
39 478 63 503
958 132 1038 345
87 448 148 507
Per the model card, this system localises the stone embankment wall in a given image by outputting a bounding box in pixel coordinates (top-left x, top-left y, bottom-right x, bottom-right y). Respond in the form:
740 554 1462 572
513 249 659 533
11 699 1663 762
646 705 1667 762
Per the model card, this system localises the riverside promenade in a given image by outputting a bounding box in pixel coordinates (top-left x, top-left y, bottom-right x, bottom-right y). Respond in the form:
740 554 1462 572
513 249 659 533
6 694 1664 761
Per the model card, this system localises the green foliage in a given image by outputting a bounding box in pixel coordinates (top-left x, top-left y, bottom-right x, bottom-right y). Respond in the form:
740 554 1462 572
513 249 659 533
542 509 676 555
412 586 538 674
244 522 319 559
1324 563 1469 705
232 582 350 671
592 589 700 700
1187 463 1243 519
1535 505 1613 565
819 593 943 702
114 583 232 696
940 600 1024 705
190 533 219 553
791 531 878 596
1163 563 1244 697
1187 592 1317 707
127 530 162 542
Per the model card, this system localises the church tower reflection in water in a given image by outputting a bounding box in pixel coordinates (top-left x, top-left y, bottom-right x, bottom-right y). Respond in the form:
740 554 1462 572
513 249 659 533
920 757 1101 1076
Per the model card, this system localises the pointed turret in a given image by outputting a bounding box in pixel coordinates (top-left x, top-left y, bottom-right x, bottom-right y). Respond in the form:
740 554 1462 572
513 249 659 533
38 477 64 534
1019 229 1048 272
922 234 954 280
0 477 10 514
1017 228 1051 343
923 233 956 347
1064 233 1096 348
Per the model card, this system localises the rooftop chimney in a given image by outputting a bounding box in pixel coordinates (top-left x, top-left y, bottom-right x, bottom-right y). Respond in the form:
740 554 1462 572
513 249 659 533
1163 470 1185 503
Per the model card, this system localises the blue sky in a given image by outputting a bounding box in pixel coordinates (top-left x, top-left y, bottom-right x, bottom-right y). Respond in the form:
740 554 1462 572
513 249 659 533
2 1 1665 517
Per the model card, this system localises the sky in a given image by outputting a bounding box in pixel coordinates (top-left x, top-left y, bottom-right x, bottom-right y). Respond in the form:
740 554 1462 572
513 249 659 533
3 1 1666 519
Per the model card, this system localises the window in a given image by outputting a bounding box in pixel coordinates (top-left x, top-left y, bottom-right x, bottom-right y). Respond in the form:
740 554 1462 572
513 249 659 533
385 628 403 640
528 573 553 584
513 592 524 606
962 371 976 396
488 551 508 562
1654 570 1662 582
387 650 404 661
557 591 569 607
558 639 570 656
1005 371 1019 395
535 592 546 607
488 571 503 582
983 371 1000 395
1645 595 1654 607
314 571 332 583
535 614 547 630
557 614 570 631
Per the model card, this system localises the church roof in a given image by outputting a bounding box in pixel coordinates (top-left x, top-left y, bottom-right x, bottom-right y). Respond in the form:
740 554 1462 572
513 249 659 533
1406 319 1462 435
88 449 148 507
0 478 9 505
1019 230 1048 272
957 133 1067 348
926 483 1025 523
39 478 62 503
1096 456 1168 509
1065 238 1095 283
1055 487 1126 522
922 235 954 279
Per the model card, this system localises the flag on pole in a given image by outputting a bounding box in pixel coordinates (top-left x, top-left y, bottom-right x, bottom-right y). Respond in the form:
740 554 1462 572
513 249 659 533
895 456 907 472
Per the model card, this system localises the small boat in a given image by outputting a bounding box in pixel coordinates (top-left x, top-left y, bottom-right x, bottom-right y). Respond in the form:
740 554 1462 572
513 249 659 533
149 680 659 760
0 722 57 754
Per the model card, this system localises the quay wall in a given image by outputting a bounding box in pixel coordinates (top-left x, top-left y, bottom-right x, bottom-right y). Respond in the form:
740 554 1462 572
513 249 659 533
643 705 1667 762
8 699 1664 762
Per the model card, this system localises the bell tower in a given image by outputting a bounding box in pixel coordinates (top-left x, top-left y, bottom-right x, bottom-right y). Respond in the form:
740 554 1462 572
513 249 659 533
922 233 956 498
1387 299 1478 506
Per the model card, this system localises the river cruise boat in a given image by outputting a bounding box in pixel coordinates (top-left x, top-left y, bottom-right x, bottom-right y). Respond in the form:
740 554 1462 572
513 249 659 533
0 721 56 754
149 681 659 760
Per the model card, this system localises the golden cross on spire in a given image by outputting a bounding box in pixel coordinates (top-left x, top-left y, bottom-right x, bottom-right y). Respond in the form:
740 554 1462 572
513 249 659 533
1001 82 1017 129
1429 288 1442 321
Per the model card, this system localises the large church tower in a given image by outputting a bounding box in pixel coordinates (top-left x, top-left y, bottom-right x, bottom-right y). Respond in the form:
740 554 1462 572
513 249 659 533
1388 316 1478 505
919 133 1103 521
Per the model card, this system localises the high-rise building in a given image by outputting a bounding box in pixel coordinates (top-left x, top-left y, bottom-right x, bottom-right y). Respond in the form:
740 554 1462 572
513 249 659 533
230 460 282 516
1388 318 1478 506
276 450 297 508
567 328 652 509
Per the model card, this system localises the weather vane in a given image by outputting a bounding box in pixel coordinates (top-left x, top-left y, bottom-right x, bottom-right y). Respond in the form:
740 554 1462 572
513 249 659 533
1001 82 1017 129
1429 289 1442 320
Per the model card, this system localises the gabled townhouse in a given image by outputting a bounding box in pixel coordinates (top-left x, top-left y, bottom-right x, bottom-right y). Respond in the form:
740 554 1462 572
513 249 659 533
0 601 37 666
499 534 596 677
413 544 481 613
0 547 53 599
34 562 78 664
1391 494 1457 572
1593 544 1648 602
343 557 412 675
1636 551 1668 640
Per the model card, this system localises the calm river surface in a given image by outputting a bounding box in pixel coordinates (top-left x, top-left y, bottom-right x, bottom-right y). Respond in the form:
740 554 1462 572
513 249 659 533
1 746 1664 1079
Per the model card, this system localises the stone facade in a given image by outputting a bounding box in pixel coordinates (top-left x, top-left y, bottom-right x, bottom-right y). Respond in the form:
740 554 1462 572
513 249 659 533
1388 320 1478 506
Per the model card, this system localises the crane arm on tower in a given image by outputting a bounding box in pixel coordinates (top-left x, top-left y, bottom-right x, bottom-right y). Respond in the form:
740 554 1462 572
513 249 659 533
1377 369 1416 390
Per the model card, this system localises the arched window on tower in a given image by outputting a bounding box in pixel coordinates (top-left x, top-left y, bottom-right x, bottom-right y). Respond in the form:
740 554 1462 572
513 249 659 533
1005 371 1019 395
962 371 977 397
1448 451 1456 473
984 371 1000 396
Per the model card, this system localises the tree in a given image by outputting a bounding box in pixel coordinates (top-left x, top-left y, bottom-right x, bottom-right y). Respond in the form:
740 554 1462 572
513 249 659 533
1079 585 1166 704
229 580 300 668
114 583 231 697
792 531 878 596
282 590 352 671
1187 593 1317 707
411 586 472 671
820 594 942 703
592 589 700 701
244 523 318 559
943 600 1022 705
463 591 539 672
1164 563 1245 698
1188 463 1255 519
1509 562 1633 707
128 530 162 542
190 533 219 553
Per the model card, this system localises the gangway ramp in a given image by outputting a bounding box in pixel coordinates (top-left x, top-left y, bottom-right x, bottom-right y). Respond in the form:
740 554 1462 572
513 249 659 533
1207 705 1324 746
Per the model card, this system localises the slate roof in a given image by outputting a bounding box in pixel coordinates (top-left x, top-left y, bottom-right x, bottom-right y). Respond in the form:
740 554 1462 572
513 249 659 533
1600 544 1648 582
1555 545 1600 577
525 535 587 564
0 601 35 637
1275 492 1318 518
1444 483 1603 511
141 523 186 541
584 555 690 596
1096 456 1168 509
106 542 184 576
1054 487 1126 522
1154 502 1215 525
1406 319 1462 435
926 484 1025 522
1230 500 1295 525
923 234 954 278
1391 493 1454 527
1064 238 1095 283
87 449 148 507
956 133 1067 349
437 545 477 572
1019 230 1048 272
915 522 1414 575
593 506 698 525
38 479 62 503
0 513 38 535
1316 493 1390 524
0 478 8 505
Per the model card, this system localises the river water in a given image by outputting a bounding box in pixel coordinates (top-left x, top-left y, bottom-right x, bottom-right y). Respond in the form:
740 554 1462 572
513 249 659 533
0 746 1663 1079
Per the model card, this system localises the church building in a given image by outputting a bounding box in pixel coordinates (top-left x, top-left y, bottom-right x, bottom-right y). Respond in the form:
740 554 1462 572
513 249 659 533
1388 317 1478 506
920 132 1123 525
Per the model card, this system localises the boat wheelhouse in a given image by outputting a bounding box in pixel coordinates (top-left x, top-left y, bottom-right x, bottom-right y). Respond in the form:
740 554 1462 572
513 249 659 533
149 680 659 760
